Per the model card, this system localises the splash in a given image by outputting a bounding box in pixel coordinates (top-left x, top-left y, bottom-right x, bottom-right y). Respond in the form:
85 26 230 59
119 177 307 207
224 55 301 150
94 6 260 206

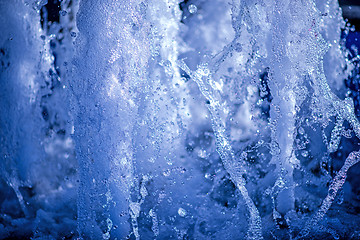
1 0 360 239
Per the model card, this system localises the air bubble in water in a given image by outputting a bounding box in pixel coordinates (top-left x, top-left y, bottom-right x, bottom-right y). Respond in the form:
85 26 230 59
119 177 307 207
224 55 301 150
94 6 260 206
188 4 197 14
178 207 187 217
298 127 305 135
301 150 309 158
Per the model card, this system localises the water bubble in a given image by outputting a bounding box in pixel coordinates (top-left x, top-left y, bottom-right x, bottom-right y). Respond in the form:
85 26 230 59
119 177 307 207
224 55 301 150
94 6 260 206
102 232 110 240
163 169 171 177
301 150 309 158
140 184 148 198
162 60 174 78
188 4 197 14
178 207 187 217
129 202 140 216
197 149 207 158
264 188 271 195
183 98 187 105
270 141 281 155
298 127 305 135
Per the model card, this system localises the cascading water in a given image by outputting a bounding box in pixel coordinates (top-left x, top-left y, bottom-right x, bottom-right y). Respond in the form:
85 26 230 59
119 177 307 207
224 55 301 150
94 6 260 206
1 0 360 239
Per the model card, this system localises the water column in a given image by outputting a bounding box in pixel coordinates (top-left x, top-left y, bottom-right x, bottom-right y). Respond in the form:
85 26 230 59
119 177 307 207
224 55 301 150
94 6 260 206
265 0 325 217
265 0 337 219
70 1 151 238
0 0 47 217
265 0 298 217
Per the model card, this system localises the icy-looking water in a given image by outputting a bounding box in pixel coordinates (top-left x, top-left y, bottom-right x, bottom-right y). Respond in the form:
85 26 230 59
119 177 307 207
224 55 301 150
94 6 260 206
1 0 360 239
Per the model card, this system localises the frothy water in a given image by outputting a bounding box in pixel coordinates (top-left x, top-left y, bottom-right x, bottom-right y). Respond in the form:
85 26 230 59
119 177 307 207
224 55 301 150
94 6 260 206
1 0 360 239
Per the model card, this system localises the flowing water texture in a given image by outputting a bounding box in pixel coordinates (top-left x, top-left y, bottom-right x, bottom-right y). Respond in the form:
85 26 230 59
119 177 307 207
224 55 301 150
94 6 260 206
1 0 360 239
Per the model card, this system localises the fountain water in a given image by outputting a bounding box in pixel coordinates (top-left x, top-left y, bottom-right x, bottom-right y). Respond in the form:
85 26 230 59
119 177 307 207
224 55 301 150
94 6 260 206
1 0 360 239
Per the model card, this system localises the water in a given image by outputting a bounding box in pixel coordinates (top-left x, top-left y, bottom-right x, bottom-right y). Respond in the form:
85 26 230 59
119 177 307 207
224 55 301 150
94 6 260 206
1 0 360 239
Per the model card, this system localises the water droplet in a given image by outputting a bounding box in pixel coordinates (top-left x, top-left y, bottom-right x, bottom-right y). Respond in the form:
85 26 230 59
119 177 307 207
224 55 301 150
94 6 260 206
270 141 281 155
197 149 207 158
163 169 171 177
178 207 187 217
102 232 110 240
301 150 309 158
298 127 305 135
188 4 197 14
